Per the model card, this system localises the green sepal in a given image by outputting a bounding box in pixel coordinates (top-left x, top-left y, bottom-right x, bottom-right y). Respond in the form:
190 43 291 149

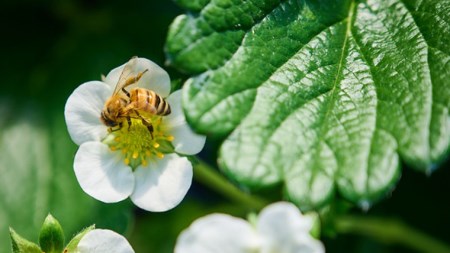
305 212 321 239
9 228 42 253
246 212 258 228
38 214 65 253
158 140 175 154
64 225 95 253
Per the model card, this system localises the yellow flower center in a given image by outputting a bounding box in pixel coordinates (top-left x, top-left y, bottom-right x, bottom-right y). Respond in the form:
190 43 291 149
103 117 174 169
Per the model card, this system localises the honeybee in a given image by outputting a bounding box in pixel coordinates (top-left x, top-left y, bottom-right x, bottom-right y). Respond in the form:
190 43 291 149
100 57 171 134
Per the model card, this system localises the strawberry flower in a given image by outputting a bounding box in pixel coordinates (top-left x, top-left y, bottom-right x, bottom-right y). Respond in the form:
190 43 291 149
77 229 135 253
64 57 206 212
175 202 325 253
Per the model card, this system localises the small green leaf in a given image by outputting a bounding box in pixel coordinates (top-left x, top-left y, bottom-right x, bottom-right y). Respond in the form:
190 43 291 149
247 212 258 228
166 0 450 210
64 225 95 253
39 214 64 253
9 228 42 253
305 212 321 239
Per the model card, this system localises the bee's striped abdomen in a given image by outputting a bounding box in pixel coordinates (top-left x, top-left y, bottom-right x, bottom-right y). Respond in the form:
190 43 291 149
153 92 171 115
130 88 171 116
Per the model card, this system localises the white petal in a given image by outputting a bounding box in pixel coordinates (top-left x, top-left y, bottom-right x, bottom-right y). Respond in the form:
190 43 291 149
164 90 206 155
65 81 111 145
165 90 185 126
258 202 314 233
78 229 135 253
168 123 206 155
103 64 122 87
279 237 325 253
257 202 324 253
74 142 134 203
175 214 260 253
105 57 170 97
130 154 192 212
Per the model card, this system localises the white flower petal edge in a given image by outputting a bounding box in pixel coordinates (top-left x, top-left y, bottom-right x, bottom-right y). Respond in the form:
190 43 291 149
165 90 185 125
74 142 135 203
104 57 171 97
77 229 134 253
165 90 206 155
175 214 260 253
170 124 207 155
175 202 325 253
130 154 193 212
65 81 111 145
257 202 325 253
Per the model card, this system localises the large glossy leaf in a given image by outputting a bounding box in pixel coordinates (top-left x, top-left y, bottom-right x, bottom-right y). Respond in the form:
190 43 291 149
166 0 450 210
0 107 132 253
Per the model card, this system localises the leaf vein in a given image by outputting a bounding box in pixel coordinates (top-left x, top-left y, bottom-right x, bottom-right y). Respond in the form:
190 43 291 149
307 1 357 183
197 21 346 125
248 89 334 179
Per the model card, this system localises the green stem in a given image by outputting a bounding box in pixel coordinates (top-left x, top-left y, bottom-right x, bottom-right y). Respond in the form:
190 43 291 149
335 215 450 253
192 159 269 210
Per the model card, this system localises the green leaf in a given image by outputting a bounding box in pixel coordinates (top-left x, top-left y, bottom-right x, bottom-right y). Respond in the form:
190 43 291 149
173 0 209 12
166 0 450 209
64 225 95 253
39 214 64 253
9 228 42 253
0 108 132 253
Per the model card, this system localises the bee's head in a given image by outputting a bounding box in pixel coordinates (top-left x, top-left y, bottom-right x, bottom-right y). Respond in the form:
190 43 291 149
100 110 118 127
100 97 124 127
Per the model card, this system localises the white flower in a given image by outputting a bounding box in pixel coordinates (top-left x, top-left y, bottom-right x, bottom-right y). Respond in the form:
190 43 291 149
175 202 325 253
77 229 134 253
64 57 206 212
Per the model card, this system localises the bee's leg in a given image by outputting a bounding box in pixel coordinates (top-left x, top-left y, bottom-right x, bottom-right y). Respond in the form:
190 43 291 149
146 123 154 139
123 69 149 88
135 69 148 82
134 110 154 138
109 122 123 132
127 117 132 130
122 88 130 98
138 116 154 139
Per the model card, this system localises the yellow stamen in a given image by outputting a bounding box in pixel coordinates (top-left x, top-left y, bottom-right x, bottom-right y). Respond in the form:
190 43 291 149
104 117 176 169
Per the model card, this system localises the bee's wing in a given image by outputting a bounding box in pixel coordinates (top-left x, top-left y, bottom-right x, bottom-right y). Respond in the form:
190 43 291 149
112 56 138 95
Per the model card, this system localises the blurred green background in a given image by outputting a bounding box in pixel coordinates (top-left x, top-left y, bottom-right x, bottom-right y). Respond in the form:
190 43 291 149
0 0 449 252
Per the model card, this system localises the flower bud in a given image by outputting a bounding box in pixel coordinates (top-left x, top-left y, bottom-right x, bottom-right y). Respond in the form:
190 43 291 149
39 214 64 253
